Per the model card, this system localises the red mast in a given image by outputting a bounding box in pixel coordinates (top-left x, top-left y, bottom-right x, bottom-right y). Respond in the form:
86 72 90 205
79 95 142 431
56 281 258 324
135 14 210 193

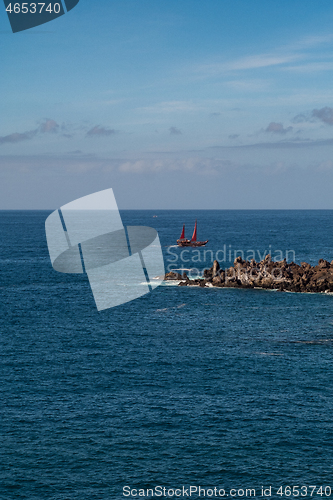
191 220 197 242
179 224 185 240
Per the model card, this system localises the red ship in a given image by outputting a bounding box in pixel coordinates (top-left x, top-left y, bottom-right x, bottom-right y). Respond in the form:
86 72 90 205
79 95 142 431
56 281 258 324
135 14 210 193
177 220 208 247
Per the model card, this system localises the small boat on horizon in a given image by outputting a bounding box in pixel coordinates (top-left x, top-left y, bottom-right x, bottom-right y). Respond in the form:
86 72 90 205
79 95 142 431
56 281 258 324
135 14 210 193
177 220 208 247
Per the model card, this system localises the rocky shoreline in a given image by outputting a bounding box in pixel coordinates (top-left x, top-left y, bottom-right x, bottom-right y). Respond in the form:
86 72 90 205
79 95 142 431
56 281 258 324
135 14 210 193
165 255 333 293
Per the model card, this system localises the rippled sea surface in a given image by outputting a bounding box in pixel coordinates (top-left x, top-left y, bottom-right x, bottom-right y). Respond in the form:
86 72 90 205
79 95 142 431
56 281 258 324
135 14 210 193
2 210 333 500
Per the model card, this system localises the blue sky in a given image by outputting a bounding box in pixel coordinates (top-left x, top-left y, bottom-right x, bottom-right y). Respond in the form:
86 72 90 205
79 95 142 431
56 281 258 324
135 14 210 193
1 0 333 208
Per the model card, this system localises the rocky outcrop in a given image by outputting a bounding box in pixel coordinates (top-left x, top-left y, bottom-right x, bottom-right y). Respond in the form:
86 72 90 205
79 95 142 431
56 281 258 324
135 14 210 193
164 271 183 281
166 257 333 293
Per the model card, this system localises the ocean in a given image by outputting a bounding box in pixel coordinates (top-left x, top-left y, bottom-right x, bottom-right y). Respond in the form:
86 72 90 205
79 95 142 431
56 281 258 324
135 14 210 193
2 210 333 500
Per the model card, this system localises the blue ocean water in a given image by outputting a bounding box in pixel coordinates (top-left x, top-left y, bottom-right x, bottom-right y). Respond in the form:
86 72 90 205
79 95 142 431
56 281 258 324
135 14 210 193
2 210 333 500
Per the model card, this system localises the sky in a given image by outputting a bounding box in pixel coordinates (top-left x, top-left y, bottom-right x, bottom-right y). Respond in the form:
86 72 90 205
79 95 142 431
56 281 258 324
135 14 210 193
1 0 333 209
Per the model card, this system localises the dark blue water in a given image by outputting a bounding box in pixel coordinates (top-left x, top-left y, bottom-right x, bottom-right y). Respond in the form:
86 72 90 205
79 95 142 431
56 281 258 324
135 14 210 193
2 211 333 500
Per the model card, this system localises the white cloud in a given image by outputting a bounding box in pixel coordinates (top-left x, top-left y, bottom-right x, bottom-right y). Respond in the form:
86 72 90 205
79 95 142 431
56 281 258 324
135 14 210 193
188 32 333 81
137 100 198 114
265 122 293 134
40 119 59 133
283 62 333 73
118 157 235 175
